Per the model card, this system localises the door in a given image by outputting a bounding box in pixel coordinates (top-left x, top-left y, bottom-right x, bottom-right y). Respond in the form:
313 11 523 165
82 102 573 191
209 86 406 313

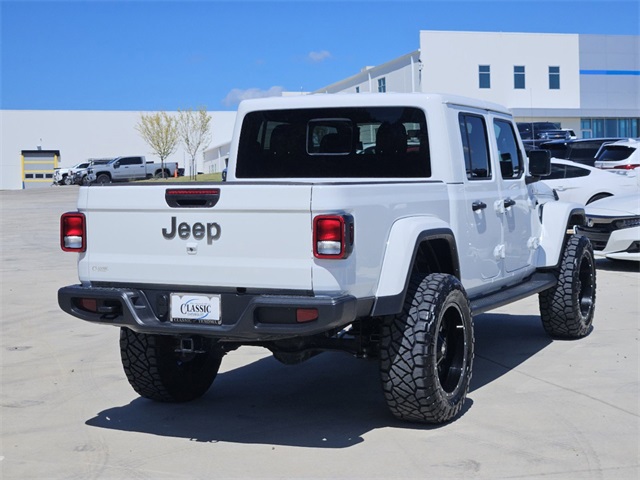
114 157 146 180
458 111 503 292
491 116 532 273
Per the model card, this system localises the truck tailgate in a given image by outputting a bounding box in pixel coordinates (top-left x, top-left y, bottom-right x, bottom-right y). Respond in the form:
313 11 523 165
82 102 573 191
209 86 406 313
77 184 314 290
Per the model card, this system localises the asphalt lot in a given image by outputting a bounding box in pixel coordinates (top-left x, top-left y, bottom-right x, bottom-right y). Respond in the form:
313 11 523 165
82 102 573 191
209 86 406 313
1 186 639 479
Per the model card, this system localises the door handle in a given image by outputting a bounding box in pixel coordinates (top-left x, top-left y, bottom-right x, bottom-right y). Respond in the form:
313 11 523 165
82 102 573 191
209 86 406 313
503 198 516 209
472 201 487 212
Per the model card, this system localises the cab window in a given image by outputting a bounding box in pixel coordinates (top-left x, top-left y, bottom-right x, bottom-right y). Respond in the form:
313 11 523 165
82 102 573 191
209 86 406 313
493 119 523 179
459 113 491 180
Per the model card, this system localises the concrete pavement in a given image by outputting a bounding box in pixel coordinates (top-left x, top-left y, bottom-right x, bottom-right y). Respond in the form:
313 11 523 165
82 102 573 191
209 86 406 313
1 187 638 479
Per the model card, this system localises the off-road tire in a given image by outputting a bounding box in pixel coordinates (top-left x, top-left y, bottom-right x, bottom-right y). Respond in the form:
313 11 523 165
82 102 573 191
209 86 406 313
380 273 474 424
539 234 596 338
120 328 223 402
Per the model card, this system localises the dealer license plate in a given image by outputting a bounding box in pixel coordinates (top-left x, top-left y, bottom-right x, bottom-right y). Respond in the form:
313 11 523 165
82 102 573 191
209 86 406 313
170 293 221 325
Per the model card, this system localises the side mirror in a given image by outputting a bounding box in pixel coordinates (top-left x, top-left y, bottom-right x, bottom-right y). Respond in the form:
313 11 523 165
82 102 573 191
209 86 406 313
113 161 120 169
528 149 551 176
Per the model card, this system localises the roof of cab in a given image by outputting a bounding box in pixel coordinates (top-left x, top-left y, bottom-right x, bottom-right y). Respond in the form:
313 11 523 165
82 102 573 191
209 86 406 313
236 92 512 116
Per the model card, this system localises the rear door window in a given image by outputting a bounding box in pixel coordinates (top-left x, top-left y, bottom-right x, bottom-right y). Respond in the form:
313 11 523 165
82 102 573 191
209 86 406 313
459 113 491 180
119 157 143 166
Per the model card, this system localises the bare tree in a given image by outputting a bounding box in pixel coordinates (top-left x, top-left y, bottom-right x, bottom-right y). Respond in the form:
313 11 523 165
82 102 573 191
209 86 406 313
135 112 179 178
178 107 212 179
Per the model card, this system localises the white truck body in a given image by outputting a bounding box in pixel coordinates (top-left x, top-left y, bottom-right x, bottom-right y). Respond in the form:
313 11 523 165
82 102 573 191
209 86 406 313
75 95 562 297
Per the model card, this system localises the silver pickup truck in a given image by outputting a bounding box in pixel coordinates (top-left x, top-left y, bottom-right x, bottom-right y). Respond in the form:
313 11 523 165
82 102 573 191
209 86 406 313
86 156 179 184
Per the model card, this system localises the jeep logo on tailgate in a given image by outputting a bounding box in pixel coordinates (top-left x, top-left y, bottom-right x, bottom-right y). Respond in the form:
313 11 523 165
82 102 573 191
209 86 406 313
162 216 221 244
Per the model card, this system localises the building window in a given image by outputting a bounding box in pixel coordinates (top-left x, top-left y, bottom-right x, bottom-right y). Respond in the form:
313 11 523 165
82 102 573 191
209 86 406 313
549 66 560 89
377 78 386 93
479 65 490 89
580 117 639 138
355 86 360 93
514 66 525 89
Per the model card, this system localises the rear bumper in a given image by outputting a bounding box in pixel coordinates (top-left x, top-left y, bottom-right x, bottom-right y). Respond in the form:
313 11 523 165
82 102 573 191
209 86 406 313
58 285 359 341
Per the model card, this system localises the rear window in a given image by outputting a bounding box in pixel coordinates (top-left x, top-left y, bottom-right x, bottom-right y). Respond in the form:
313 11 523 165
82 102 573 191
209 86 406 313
567 142 601 160
541 143 569 158
597 146 635 161
236 107 431 178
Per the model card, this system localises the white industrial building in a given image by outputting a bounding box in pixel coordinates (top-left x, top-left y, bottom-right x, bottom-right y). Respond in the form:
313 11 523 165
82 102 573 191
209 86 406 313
2 30 638 190
316 31 639 137
0 110 236 190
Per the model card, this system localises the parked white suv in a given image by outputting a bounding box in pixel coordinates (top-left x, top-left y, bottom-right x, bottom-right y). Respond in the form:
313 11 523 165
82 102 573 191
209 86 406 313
594 139 640 170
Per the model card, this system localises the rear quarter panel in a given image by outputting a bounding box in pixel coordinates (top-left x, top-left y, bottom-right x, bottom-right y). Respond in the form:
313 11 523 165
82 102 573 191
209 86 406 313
310 181 450 298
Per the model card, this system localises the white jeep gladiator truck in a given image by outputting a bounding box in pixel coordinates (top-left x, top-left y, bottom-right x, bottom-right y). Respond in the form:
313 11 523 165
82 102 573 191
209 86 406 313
58 93 596 424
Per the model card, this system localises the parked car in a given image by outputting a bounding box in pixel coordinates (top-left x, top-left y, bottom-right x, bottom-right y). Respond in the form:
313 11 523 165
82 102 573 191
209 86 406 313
517 122 566 140
542 159 639 205
71 159 112 185
539 138 625 166
576 194 640 262
594 139 640 170
86 156 179 184
53 161 90 185
58 92 596 425
518 122 571 151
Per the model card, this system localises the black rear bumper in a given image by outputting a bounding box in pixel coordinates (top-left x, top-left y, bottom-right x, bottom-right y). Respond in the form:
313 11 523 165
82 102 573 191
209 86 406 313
58 284 359 341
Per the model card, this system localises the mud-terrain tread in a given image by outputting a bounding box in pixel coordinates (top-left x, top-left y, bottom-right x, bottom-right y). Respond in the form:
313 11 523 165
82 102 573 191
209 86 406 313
539 235 596 338
380 273 474 424
120 328 223 402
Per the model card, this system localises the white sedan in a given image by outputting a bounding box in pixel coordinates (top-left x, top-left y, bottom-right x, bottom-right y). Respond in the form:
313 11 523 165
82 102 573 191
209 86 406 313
577 194 640 262
542 158 639 205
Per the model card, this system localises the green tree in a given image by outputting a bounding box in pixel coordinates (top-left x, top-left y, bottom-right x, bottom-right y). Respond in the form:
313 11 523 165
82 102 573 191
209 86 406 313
178 107 212 179
136 112 179 178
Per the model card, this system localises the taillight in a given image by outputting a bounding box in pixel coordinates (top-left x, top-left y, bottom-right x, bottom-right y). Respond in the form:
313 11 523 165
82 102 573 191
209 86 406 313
313 214 354 259
61 212 86 252
613 164 640 170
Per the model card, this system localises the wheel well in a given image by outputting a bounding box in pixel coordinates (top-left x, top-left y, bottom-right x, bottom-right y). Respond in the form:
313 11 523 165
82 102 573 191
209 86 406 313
95 171 111 179
371 230 460 317
568 210 586 229
413 237 459 278
586 192 612 205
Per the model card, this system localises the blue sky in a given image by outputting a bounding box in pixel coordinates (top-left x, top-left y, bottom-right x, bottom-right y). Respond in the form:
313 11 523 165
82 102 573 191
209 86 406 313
1 0 639 111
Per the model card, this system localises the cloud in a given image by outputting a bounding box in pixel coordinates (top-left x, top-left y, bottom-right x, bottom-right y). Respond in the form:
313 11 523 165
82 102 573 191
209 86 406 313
222 86 284 107
308 50 332 63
